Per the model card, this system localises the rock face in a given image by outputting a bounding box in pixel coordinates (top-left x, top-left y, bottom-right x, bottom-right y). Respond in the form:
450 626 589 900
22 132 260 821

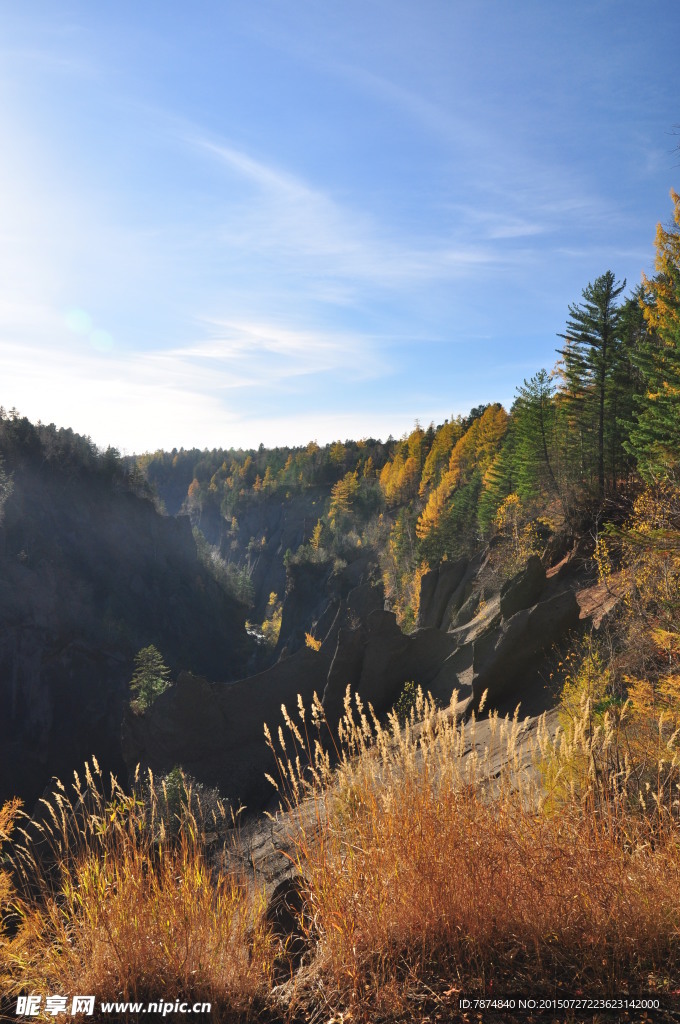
417 557 468 629
121 551 591 814
2 419 599 819
273 553 379 660
499 554 546 618
121 604 459 815
428 589 580 717
122 644 334 812
274 558 336 658
121 583 387 813
0 426 251 808
9 490 591 816
322 610 458 727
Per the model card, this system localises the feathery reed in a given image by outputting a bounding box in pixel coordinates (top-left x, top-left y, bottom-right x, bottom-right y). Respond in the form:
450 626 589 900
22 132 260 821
266 688 680 1019
2 762 272 1021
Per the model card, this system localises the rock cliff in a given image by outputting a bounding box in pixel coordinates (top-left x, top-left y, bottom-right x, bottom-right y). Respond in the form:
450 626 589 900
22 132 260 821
122 540 601 815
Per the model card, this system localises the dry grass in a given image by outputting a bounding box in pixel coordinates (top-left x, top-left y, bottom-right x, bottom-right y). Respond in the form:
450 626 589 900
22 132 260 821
267 689 680 1020
3 690 680 1023
1 762 273 1021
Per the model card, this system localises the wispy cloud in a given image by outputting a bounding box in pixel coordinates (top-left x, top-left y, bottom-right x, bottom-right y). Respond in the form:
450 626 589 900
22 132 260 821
184 318 387 380
315 61 620 247
0 1 669 455
323 60 480 146
190 133 508 289
445 204 547 241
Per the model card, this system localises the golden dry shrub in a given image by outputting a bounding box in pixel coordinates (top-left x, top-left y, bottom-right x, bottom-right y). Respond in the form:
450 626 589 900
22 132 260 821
0 798 25 990
266 689 680 1020
3 763 273 1021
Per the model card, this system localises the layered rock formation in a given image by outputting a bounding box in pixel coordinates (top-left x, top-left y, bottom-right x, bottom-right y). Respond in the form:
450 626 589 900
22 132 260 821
122 541 597 815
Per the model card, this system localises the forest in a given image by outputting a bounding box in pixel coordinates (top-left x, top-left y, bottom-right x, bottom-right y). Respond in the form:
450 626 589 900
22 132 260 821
137 192 680 636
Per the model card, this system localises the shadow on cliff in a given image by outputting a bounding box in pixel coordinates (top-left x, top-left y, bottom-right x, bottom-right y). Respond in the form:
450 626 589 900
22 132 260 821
0 418 253 808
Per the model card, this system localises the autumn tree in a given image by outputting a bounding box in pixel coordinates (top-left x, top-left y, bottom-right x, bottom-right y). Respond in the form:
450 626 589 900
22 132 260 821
419 418 465 495
626 190 680 482
379 446 419 507
329 470 360 529
380 508 425 631
417 404 509 559
187 477 201 505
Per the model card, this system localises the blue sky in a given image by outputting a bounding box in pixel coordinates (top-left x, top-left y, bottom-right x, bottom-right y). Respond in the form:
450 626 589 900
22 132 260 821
1 1 678 453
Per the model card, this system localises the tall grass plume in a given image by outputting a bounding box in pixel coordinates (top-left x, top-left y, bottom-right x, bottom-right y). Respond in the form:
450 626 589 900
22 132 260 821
1 762 273 1021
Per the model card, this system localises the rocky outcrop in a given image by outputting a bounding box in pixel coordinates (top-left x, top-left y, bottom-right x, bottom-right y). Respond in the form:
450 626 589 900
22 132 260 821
322 609 458 726
275 558 335 657
499 554 546 618
418 552 497 632
123 644 334 812
472 590 580 715
428 568 581 717
121 582 386 813
273 554 381 660
417 551 591 718
417 557 468 629
121 605 460 814
1 417 608 824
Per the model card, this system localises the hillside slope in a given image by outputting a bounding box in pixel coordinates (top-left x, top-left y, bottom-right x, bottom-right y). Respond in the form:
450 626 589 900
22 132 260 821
0 416 252 807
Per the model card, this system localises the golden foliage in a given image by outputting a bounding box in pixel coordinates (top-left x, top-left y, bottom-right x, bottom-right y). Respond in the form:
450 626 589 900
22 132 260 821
554 483 680 810
259 591 283 647
310 518 324 550
641 188 680 340
304 632 322 652
379 450 420 506
416 405 509 543
491 493 541 574
329 470 359 526
617 486 680 724
419 417 464 495
415 477 451 539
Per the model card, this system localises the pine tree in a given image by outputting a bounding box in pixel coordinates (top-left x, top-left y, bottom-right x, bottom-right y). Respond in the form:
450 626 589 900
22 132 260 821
554 335 593 492
557 271 626 498
477 446 515 534
129 645 171 713
611 289 648 484
512 370 559 502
